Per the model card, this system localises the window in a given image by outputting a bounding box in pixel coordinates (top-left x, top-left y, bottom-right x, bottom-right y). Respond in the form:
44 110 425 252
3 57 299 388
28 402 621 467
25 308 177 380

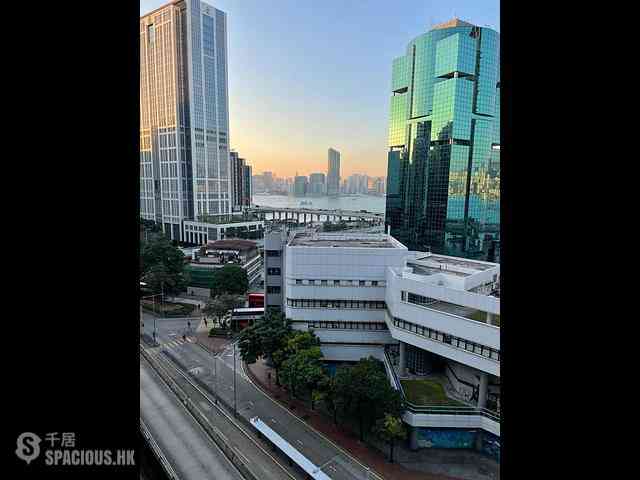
359 280 366 286
266 250 280 257
267 268 281 276
372 281 378 286
321 280 328 286
296 279 302 285
267 286 281 294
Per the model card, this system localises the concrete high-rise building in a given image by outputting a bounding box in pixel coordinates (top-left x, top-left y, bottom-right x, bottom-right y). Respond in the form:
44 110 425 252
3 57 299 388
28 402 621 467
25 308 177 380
293 176 308 196
230 151 243 210
252 175 265 194
262 171 274 192
230 151 252 208
242 164 252 206
308 173 326 196
327 148 341 196
140 1 231 240
385 19 500 261
373 177 386 195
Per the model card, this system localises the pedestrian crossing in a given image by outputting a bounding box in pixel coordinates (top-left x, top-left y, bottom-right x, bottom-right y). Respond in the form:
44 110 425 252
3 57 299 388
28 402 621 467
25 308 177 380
162 337 197 349
141 337 197 355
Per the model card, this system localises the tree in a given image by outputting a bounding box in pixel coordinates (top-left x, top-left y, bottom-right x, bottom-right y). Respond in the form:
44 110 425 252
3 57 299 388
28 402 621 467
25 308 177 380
210 265 248 297
203 294 243 328
279 346 325 400
237 309 291 385
140 232 189 295
311 390 324 412
334 357 404 441
374 414 407 463
272 330 321 389
318 376 339 424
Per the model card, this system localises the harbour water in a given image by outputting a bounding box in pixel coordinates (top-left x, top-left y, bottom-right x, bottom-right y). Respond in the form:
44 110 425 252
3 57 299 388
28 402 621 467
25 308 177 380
252 194 386 214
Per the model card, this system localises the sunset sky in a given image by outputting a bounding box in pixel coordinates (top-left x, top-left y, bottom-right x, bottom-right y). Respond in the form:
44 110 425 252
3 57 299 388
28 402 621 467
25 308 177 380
140 0 499 178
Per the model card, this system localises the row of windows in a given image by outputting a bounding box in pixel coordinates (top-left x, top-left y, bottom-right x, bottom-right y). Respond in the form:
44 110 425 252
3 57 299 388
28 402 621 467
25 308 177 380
391 316 499 361
267 268 281 276
401 291 439 307
295 279 384 287
287 299 386 310
307 321 388 331
266 250 281 257
267 286 281 294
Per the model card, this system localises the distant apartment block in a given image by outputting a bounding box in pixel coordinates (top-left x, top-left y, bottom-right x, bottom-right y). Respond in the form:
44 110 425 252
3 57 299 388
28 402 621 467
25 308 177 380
327 148 341 196
308 173 326 196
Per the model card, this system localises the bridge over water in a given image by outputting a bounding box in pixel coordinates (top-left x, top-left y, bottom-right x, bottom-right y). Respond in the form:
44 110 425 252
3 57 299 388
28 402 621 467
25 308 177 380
246 206 385 224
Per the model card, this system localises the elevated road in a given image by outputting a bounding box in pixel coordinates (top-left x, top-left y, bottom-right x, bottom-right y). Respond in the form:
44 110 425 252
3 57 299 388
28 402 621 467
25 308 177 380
247 206 384 223
140 359 244 480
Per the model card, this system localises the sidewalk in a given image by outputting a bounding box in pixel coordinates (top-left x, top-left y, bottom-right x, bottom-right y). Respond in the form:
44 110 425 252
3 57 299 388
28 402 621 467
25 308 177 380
245 359 460 480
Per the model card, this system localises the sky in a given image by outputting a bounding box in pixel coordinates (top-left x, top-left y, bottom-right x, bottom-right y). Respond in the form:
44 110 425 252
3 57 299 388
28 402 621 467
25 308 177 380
140 0 499 178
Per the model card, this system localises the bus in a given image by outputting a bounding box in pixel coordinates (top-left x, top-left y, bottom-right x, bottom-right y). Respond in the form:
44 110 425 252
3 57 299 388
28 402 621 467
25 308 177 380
230 307 265 330
248 293 264 308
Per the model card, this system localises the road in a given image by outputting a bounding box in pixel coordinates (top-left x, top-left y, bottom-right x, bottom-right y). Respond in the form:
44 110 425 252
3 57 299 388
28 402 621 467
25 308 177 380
140 358 243 480
140 312 200 345
159 338 376 480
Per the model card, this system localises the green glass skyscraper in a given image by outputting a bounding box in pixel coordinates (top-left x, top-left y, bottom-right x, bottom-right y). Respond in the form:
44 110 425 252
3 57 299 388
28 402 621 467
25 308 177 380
385 19 500 261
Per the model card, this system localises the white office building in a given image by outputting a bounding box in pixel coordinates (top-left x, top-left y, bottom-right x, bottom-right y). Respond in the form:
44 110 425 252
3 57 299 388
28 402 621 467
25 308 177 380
266 231 500 448
140 0 231 241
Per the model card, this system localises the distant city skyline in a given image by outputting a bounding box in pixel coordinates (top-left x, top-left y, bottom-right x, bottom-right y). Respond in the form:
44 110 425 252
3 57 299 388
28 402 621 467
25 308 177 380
140 0 499 178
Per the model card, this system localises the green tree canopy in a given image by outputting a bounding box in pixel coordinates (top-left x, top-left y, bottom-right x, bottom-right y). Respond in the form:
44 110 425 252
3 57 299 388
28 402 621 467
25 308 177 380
374 413 407 463
210 265 248 297
238 309 291 367
140 232 189 295
203 293 243 327
334 356 404 441
279 346 325 400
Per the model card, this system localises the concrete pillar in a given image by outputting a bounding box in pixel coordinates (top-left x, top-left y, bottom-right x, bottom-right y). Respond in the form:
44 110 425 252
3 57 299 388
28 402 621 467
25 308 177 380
478 373 488 409
409 426 419 451
399 342 406 377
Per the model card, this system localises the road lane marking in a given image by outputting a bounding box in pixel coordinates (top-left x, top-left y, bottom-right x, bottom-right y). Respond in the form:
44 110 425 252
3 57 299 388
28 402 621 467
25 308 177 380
241 360 384 480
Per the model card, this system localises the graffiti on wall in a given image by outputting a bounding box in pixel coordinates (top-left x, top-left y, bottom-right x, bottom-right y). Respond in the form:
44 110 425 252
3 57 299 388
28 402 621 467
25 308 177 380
481 431 500 461
416 428 476 449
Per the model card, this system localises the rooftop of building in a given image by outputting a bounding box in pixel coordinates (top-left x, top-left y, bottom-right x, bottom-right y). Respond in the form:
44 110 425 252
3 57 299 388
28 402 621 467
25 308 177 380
141 0 182 20
409 252 497 274
429 18 476 31
288 232 404 249
205 239 258 251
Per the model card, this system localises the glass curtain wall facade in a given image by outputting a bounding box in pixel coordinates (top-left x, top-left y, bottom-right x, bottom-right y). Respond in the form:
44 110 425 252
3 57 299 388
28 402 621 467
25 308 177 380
385 19 500 261
140 0 231 240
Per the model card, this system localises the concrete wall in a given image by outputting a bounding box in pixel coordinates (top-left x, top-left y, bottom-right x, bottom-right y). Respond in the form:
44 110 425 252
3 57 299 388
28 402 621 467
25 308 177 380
319 344 385 362
403 411 500 437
